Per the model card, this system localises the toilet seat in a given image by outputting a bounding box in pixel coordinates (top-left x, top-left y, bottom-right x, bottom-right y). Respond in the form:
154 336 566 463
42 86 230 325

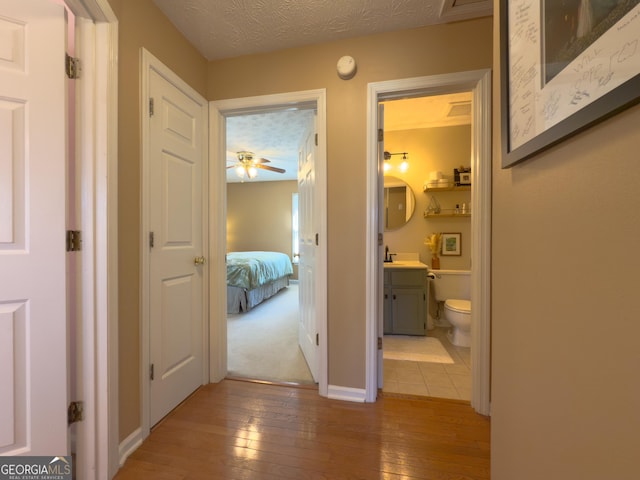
445 299 471 314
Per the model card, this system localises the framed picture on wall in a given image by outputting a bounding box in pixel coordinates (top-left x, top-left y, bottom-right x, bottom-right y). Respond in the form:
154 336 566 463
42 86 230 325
500 0 640 167
441 233 461 256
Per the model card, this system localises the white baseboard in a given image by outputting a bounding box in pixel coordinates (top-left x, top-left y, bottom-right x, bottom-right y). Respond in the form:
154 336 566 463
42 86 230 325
118 427 143 467
328 384 366 403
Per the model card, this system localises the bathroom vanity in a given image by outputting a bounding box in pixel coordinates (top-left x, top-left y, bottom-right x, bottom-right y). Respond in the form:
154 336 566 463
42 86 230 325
383 259 428 336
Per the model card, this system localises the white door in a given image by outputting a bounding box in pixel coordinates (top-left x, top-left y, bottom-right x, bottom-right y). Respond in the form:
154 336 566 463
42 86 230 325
148 67 206 426
298 115 318 382
377 103 385 389
0 0 68 455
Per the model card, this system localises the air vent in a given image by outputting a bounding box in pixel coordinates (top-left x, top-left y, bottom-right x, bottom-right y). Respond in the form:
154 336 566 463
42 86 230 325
447 101 472 118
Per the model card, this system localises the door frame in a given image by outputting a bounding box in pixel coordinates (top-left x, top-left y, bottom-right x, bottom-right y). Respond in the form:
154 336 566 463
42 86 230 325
140 48 210 438
365 70 492 415
209 90 328 397
63 0 119 477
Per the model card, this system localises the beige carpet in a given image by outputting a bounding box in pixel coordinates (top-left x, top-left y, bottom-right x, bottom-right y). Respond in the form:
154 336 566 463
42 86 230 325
227 283 315 384
383 335 454 364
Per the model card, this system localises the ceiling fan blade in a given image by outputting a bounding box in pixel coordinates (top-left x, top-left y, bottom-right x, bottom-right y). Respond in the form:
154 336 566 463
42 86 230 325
255 164 285 174
255 157 271 164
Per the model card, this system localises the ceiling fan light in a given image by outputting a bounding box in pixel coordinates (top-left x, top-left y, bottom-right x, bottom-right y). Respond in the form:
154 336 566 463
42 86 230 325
248 166 258 178
236 166 245 178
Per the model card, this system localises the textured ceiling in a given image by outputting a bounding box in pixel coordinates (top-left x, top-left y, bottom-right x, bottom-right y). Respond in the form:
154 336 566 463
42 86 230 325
226 93 473 183
158 0 491 182
226 109 315 183
153 0 492 61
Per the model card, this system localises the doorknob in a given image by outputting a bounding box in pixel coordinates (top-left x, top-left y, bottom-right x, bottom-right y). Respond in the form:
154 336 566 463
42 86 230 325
194 256 206 266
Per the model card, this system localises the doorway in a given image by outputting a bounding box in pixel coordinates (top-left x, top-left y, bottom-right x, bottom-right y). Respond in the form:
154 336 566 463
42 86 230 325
224 109 314 385
380 92 474 400
209 90 329 397
365 70 492 415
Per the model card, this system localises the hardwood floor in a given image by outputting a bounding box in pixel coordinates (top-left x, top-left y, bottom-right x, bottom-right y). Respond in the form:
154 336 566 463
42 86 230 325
115 380 490 479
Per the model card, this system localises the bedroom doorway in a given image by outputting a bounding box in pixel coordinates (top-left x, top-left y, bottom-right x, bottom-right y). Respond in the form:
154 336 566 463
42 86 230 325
209 90 328 396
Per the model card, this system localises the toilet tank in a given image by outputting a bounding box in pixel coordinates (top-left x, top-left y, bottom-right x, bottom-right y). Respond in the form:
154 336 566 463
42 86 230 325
431 269 470 301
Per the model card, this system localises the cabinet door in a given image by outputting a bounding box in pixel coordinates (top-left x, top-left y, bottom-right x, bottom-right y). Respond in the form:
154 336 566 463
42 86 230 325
391 287 426 335
383 286 392 334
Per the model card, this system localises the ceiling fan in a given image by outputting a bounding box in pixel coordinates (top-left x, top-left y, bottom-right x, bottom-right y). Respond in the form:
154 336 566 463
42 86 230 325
227 151 285 179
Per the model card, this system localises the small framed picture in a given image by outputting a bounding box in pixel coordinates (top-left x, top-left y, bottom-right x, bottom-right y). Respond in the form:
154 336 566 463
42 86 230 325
459 171 471 185
441 233 461 256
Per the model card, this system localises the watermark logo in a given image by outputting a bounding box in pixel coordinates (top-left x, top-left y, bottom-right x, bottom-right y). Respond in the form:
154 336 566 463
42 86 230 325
0 456 72 480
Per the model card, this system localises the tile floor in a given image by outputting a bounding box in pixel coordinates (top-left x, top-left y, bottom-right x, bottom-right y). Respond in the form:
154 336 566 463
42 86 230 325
383 327 472 401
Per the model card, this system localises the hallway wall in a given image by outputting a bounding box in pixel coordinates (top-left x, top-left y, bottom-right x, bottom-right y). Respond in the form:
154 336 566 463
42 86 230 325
491 2 640 479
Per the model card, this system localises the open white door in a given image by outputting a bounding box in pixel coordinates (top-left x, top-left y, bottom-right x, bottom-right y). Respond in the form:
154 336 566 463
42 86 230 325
145 54 208 427
377 103 385 389
0 0 68 455
297 114 319 382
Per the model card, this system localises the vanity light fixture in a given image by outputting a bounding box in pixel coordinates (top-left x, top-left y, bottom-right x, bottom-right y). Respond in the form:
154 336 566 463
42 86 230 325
383 151 410 173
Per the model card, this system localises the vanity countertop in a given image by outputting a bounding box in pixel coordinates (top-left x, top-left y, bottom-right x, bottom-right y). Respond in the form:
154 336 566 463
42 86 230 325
384 261 428 270
383 252 427 269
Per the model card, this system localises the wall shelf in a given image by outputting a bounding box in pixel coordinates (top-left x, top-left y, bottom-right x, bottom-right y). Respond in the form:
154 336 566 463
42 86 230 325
423 185 470 192
424 211 471 218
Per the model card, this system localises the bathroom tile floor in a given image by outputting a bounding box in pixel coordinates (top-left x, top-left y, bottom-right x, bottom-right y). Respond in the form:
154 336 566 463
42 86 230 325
383 327 472 401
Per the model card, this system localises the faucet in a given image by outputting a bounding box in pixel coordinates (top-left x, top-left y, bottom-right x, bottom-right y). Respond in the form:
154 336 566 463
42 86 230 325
384 245 395 263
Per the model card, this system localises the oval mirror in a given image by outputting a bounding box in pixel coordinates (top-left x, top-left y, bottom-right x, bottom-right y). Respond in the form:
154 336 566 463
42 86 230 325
384 176 416 231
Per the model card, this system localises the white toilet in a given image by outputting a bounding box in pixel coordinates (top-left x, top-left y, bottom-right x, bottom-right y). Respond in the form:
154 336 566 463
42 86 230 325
430 269 471 347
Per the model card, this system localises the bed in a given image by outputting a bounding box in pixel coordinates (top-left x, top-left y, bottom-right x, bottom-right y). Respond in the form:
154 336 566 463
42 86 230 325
226 251 294 314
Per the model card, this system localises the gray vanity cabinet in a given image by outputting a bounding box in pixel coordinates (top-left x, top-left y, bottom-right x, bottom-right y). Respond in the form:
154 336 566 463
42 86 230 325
383 268 427 335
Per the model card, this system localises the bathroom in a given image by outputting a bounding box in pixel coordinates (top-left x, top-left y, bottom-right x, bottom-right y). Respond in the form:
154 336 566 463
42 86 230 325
381 93 473 400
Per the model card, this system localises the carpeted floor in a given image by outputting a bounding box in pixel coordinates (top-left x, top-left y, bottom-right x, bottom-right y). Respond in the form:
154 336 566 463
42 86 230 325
227 282 315 385
383 335 454 364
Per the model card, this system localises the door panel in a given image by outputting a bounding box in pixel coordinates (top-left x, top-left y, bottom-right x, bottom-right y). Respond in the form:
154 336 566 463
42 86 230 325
149 68 205 426
0 0 67 455
298 115 318 382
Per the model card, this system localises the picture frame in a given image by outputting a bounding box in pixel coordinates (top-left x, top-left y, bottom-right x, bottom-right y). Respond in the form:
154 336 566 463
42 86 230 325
441 233 461 256
500 0 640 168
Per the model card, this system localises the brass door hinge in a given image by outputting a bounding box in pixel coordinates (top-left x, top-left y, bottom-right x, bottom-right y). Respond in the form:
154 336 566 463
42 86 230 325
66 230 82 252
68 401 84 425
65 53 80 79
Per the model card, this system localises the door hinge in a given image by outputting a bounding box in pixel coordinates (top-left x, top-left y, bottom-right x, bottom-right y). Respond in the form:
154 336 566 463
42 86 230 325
378 232 383 246
149 231 155 249
315 133 318 146
65 53 80 79
315 233 319 246
149 97 155 117
378 337 383 350
68 401 84 425
150 363 155 381
378 128 384 142
316 333 319 346
66 230 82 252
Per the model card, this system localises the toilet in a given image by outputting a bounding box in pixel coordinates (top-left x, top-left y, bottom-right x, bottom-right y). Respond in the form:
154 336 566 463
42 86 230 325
430 269 471 347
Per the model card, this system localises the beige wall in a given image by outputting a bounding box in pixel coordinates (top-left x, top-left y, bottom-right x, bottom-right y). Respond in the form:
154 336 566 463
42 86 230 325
208 17 493 390
491 3 640 479
384 126 472 270
227 181 299 278
107 0 208 441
